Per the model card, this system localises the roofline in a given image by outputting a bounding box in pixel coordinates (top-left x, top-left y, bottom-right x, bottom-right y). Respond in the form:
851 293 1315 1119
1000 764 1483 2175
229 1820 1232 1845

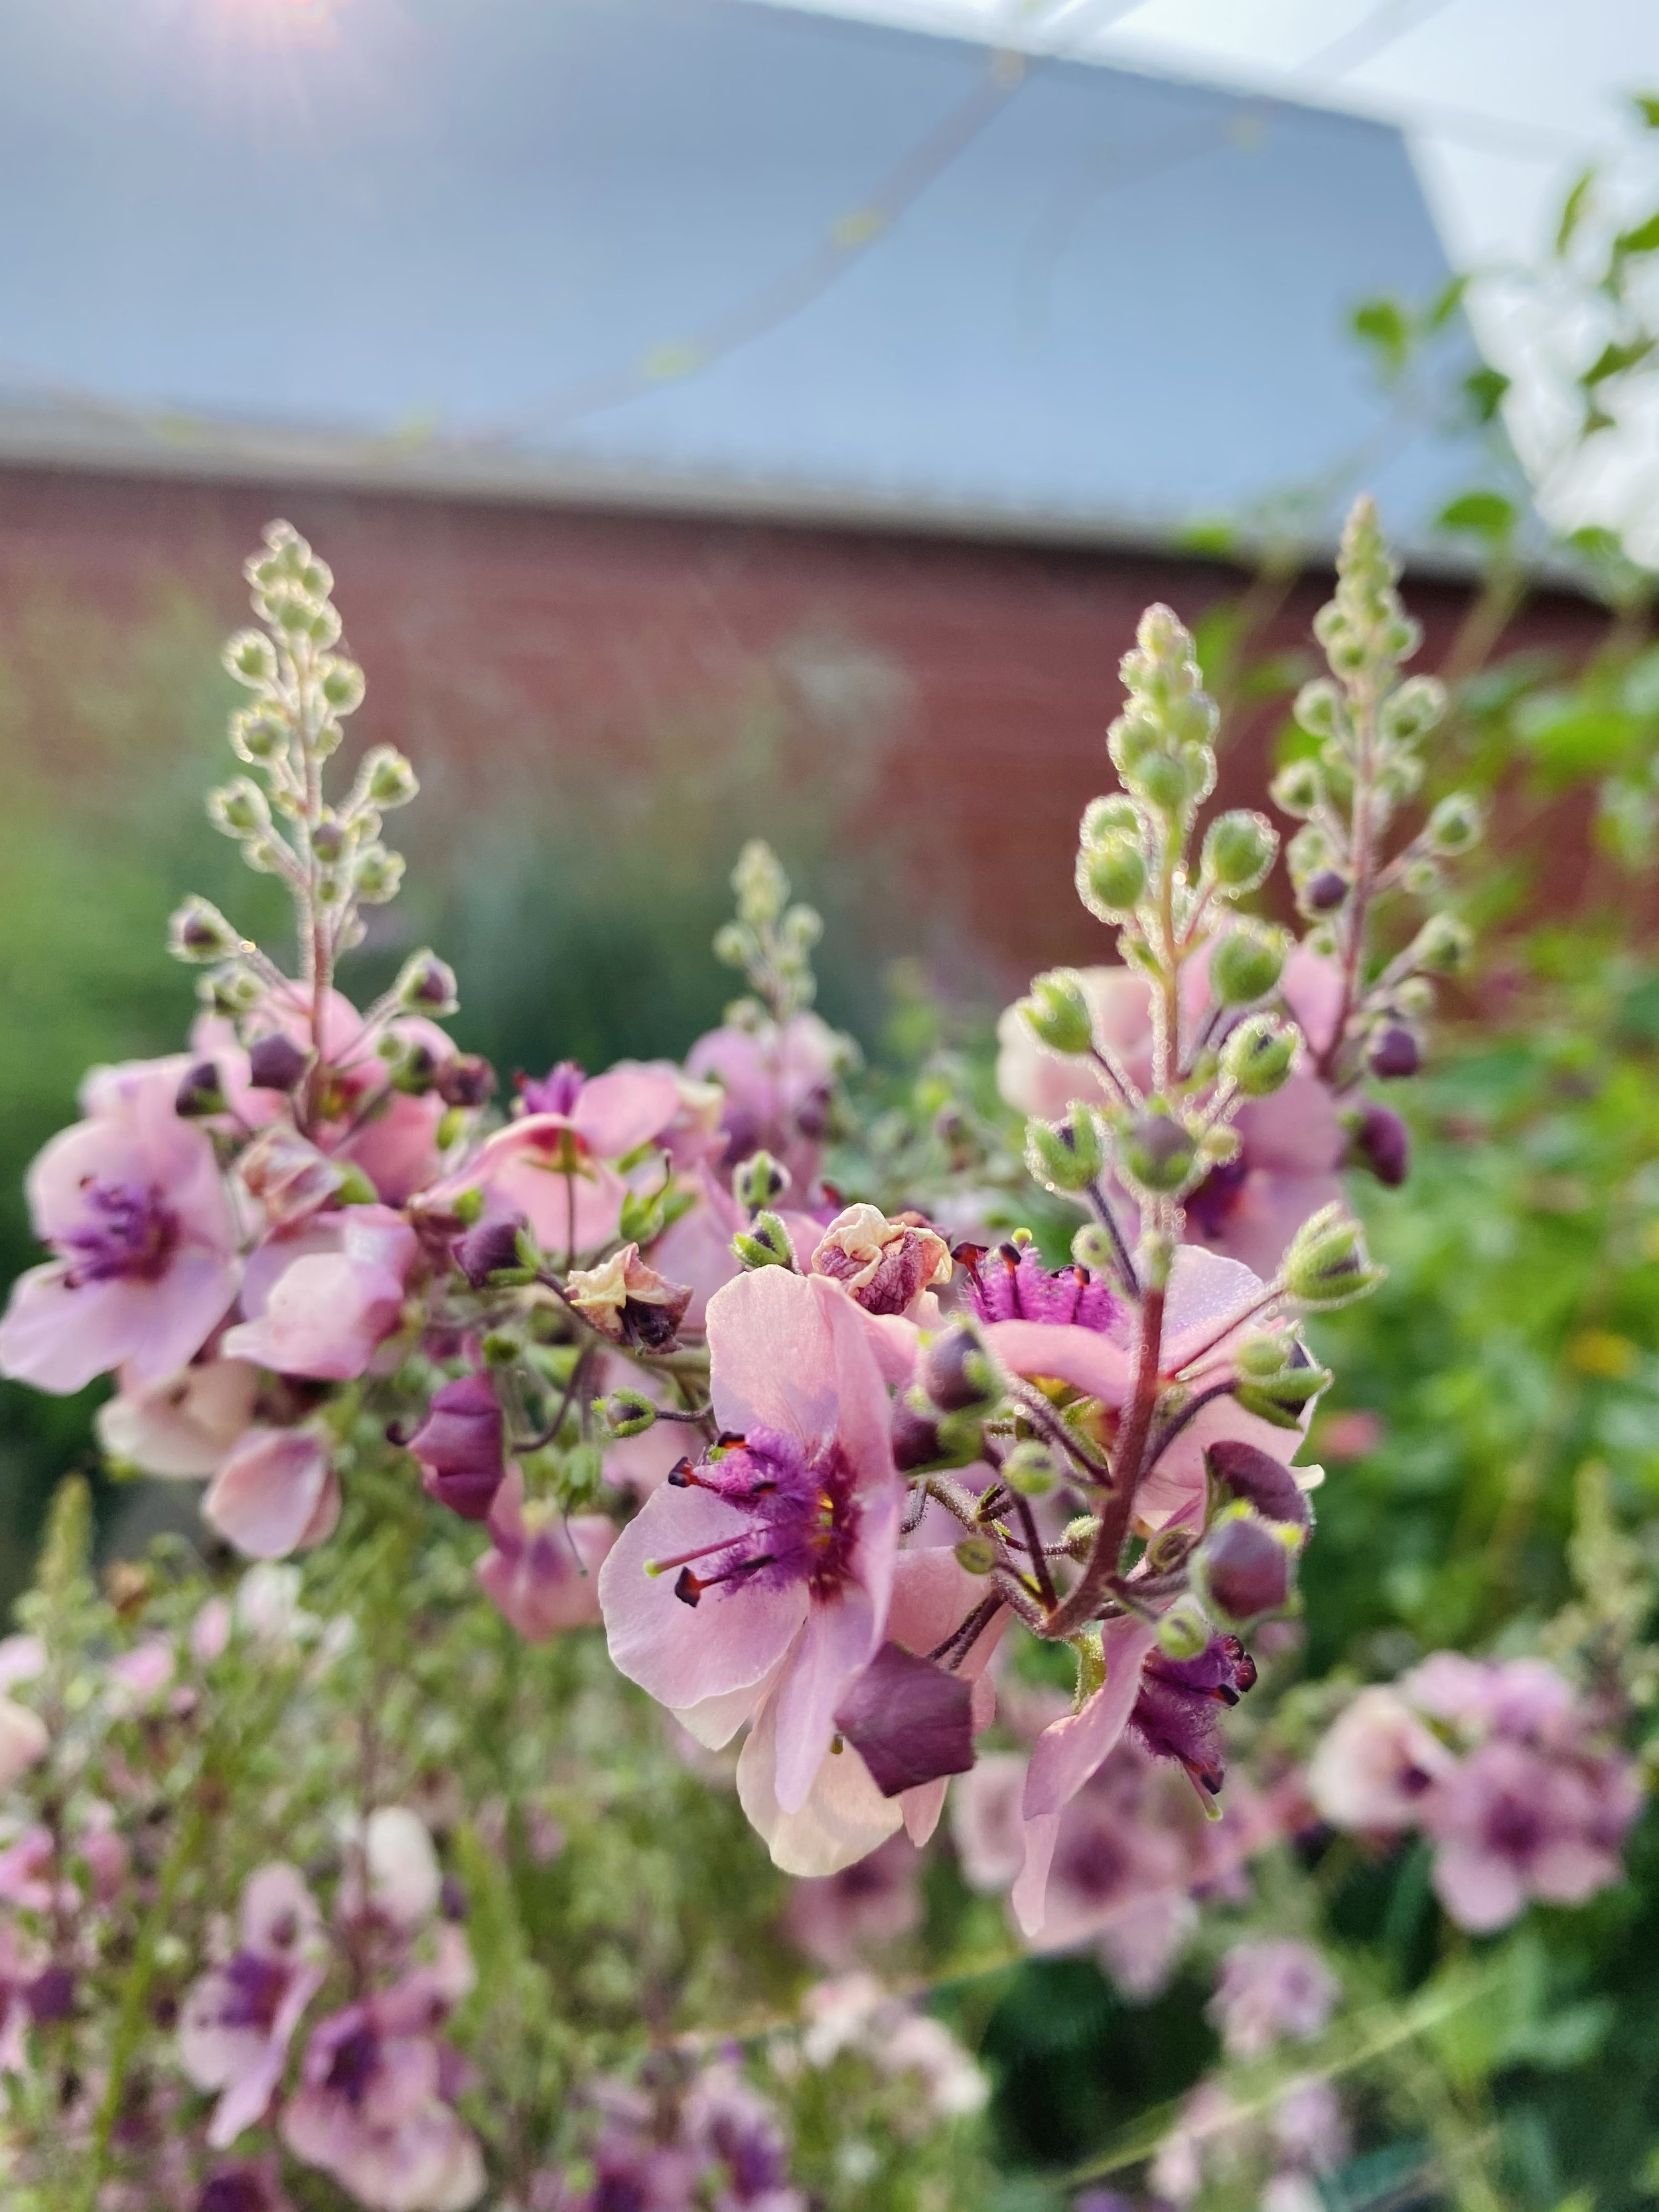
0 400 1520 585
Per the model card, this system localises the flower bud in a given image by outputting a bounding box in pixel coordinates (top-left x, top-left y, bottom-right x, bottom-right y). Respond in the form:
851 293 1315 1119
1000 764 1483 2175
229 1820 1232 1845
1348 1100 1409 1188
224 630 278 688
1155 1594 1212 1660
436 1054 497 1110
598 1388 658 1439
1425 790 1484 855
1129 749 1192 814
394 950 459 1017
1118 1106 1196 1195
231 706 289 765
354 846 405 905
1076 835 1146 919
1292 680 1342 739
1232 1360 1331 1430
1001 1439 1059 1497
1303 867 1349 915
319 658 368 717
733 1211 795 1270
246 1032 310 1093
918 1320 1000 1414
1269 757 1322 817
168 897 241 965
1025 1106 1107 1193
360 743 418 807
1205 1438 1313 1527
201 965 264 1017
408 1374 506 1523
1210 924 1288 1007
1368 1023 1419 1079
456 1213 532 1288
311 816 350 867
1408 913 1472 976
1221 1015 1296 1098
1195 1509 1299 1627
207 778 271 840
1080 794 1141 848
1019 969 1095 1057
1283 1204 1384 1309
1070 1221 1119 1276
175 1061 227 1118
1381 675 1445 745
1232 1328 1299 1380
734 1150 791 1212
1202 809 1278 892
954 1535 998 1577
560 1442 605 1512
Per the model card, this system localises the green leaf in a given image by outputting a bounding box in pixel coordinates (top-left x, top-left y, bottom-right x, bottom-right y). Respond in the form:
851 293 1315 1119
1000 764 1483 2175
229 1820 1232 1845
1556 167 1595 255
1352 297 1411 375
1515 692 1641 778
1427 274 1468 328
1437 490 1516 542
1615 208 1659 256
1464 364 1511 421
1583 336 1656 386
1636 92 1659 128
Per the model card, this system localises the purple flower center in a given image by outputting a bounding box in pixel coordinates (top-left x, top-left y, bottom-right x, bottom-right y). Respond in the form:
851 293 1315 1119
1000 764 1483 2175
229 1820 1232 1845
1054 1826 1131 1906
217 1951 291 2036
519 1060 587 1116
964 1242 1119 1330
1184 1152 1252 1238
324 2022 382 2104
661 1428 861 1605
1484 1791 1545 1862
61 1179 179 1285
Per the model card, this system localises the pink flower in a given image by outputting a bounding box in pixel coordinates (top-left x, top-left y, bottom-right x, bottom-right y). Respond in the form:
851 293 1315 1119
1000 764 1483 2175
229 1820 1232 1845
1421 1736 1640 1933
203 1428 341 1560
0 1638 49 1793
1210 1940 1339 2059
808 1205 951 1319
196 2157 297 2212
179 1863 325 2149
475 1469 616 1641
1305 1686 1455 1832
599 1268 902 1826
281 1983 484 2212
96 1357 259 1479
223 1207 415 1380
407 1375 506 1524
0 1059 238 1393
995 952 1347 1277
685 1012 847 1193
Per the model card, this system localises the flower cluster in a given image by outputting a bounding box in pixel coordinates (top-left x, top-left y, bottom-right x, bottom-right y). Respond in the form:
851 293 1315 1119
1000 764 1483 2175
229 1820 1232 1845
1307 1651 1640 1931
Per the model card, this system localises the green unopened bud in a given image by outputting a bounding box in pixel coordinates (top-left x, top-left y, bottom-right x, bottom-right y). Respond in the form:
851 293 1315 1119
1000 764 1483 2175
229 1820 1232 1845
354 846 405 905
1001 1439 1059 1498
1283 1204 1384 1309
1129 749 1192 814
1194 1508 1301 1627
732 838 790 926
1062 1514 1098 1560
480 1329 523 1366
394 950 459 1017
559 1443 605 1512
1221 1015 1297 1098
1025 1106 1107 1193
359 744 417 809
1233 1327 1299 1379
318 658 368 717
206 778 271 840
38 1473 94 1605
954 1535 998 1577
1409 912 1473 976
713 921 756 972
224 629 278 688
599 1389 659 1439
1076 835 1147 919
230 706 289 765
733 1211 794 1270
1425 790 1484 856
201 964 263 1017
1202 809 1278 892
1196 1123 1241 1169
1269 757 1323 817
168 896 241 965
1070 1222 1119 1276
1080 794 1141 848
1292 680 1344 740
1381 675 1446 745
1021 969 1095 1057
1119 1105 1197 1196
1155 1593 1212 1660
1233 1360 1331 1429
1210 924 1289 1007
734 1151 791 1213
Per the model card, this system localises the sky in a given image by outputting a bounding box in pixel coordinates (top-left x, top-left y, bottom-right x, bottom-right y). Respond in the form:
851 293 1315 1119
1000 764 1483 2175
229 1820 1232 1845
762 0 1659 552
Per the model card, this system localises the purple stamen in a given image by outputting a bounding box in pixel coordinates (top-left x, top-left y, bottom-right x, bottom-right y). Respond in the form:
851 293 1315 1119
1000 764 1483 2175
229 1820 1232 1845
60 1179 179 1286
518 1060 587 1116
664 1428 861 1605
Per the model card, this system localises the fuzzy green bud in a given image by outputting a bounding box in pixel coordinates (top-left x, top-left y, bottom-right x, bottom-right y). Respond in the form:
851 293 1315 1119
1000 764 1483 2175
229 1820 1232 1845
1155 1593 1212 1660
1381 675 1446 746
1233 1362 1331 1429
206 778 271 841
734 1151 791 1213
1202 808 1278 892
224 629 278 688
559 1443 605 1512
394 950 459 1017
1076 835 1147 919
360 743 417 808
599 1389 659 1439
733 1211 794 1270
1292 680 1344 741
1221 1014 1297 1097
1025 1106 1108 1193
1283 1203 1384 1309
954 1535 999 1577
1232 1327 1299 1380
1130 749 1194 814
1020 969 1095 1057
1409 912 1473 976
1210 924 1289 1007
732 838 790 927
1269 757 1323 817
354 846 405 905
230 706 289 765
1119 1105 1197 1196
1080 794 1141 848
168 896 241 965
318 657 367 717
1001 1439 1060 1498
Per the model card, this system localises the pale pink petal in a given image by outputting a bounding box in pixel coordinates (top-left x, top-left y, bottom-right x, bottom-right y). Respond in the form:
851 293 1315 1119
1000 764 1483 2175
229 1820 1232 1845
1160 1248 1271 1368
0 1700 49 1790
1281 946 1346 1058
222 1254 404 1381
112 1252 242 1388
705 1267 843 1445
983 1319 1133 1406
771 1590 884 1814
1431 1841 1527 1933
96 1359 259 1479
338 1093 446 1206
735 1687 904 1877
599 1485 807 1708
572 1064 683 1157
203 1429 335 1560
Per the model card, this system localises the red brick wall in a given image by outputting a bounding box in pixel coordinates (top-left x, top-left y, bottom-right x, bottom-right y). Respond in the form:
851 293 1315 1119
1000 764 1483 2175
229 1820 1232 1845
0 463 1619 988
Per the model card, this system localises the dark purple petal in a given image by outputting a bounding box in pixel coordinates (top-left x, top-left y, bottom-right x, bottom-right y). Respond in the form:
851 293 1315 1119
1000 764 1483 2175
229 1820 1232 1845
833 1641 975 1799
246 1032 311 1093
409 1372 506 1522
1348 1101 1410 1188
1129 1635 1258 1796
1206 1439 1312 1527
1200 1515 1295 1624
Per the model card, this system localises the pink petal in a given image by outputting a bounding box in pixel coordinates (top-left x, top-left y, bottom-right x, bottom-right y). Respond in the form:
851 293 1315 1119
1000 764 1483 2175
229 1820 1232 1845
771 1589 885 1814
735 1686 904 1877
222 1252 403 1381
1160 1248 1269 1368
599 1483 807 1709
983 1319 1133 1405
705 1267 844 1445
1430 1841 1527 1933
573 1064 683 1158
203 1429 335 1560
